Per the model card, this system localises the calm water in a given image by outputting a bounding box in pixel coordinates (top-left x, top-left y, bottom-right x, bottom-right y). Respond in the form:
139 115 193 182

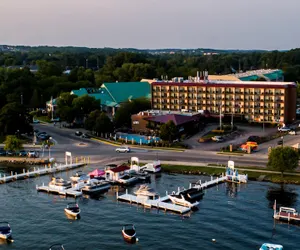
0 164 300 250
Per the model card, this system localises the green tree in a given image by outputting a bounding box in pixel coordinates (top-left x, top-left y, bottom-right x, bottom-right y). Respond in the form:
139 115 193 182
85 110 102 131
159 120 178 142
30 89 40 108
267 147 299 178
4 135 23 151
95 112 113 135
72 95 100 115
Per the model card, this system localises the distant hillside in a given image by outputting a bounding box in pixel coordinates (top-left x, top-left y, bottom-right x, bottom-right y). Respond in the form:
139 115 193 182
0 45 269 54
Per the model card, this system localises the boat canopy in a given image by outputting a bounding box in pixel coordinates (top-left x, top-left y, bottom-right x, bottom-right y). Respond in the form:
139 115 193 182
88 169 105 177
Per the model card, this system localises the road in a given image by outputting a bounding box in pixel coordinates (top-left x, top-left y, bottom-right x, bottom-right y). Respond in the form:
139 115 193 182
30 123 270 167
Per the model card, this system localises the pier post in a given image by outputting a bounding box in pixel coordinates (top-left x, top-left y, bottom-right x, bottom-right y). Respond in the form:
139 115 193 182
189 183 192 189
11 171 13 176
200 180 202 184
211 176 213 181
34 167 36 172
217 177 219 183
166 191 168 196
116 192 118 199
4 174 6 182
23 169 25 174
178 187 180 193
0 173 1 178
126 189 128 195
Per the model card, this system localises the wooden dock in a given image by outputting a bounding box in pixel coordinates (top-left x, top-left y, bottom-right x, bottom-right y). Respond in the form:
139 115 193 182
0 163 86 184
117 191 190 214
193 175 227 190
36 184 82 198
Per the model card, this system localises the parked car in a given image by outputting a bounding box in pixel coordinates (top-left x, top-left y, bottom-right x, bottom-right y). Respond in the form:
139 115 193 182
32 119 40 124
0 149 6 156
6 150 15 156
37 132 47 137
51 118 60 122
28 151 39 158
75 131 83 136
39 134 50 140
247 135 261 144
18 150 28 157
211 136 224 142
115 147 130 153
278 127 291 132
289 130 296 135
81 133 90 138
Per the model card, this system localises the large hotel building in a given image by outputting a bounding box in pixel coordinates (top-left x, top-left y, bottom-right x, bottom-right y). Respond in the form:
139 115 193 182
151 79 296 123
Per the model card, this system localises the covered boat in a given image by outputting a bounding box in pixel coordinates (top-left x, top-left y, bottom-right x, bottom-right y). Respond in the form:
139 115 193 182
259 243 283 250
81 180 111 194
88 169 105 180
49 244 65 250
49 177 71 191
118 174 139 186
64 202 80 218
122 224 136 243
0 222 12 241
70 171 86 182
140 161 161 173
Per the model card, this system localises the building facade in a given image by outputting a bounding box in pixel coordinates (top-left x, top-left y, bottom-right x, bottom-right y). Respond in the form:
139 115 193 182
151 81 296 123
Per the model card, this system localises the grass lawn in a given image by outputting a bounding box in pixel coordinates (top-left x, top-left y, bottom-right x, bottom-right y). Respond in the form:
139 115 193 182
35 116 51 123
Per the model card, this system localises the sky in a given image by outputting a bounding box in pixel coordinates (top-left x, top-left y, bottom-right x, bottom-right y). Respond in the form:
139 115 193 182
0 0 299 50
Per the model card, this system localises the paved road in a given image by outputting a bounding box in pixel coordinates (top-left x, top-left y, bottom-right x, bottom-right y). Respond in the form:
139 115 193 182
30 123 270 167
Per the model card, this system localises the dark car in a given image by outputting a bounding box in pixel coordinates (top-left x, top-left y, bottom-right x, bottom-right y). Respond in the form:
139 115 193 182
0 149 6 156
277 140 283 145
39 134 50 140
18 150 27 157
81 133 90 138
6 150 15 156
75 131 83 136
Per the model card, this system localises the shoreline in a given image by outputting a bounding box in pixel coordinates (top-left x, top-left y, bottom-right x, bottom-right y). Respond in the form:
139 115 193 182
0 157 49 165
159 164 300 185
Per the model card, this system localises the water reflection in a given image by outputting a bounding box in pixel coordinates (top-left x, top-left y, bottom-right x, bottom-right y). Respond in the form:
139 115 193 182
266 185 298 208
225 182 239 198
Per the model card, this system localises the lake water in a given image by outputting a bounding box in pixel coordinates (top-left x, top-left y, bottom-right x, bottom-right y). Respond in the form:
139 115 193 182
0 164 300 250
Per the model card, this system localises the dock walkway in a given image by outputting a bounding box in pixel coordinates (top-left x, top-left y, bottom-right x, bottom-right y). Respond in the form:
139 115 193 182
36 184 82 198
0 163 85 184
117 191 190 214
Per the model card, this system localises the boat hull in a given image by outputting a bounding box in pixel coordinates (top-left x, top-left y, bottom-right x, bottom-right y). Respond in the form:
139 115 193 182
64 208 80 217
122 231 136 243
0 232 12 240
168 195 199 208
81 184 111 194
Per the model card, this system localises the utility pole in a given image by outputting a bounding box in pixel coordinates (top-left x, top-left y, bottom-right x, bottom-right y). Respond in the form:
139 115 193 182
51 96 54 120
21 93 23 105
219 104 222 129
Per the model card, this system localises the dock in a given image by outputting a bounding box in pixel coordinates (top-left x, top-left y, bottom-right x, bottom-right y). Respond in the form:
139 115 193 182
0 163 86 184
117 190 191 214
36 184 82 198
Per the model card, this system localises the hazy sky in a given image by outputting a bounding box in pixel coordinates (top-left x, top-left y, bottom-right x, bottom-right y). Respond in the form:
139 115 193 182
0 0 299 50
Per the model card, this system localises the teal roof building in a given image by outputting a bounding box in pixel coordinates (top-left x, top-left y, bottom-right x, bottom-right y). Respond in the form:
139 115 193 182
70 81 151 108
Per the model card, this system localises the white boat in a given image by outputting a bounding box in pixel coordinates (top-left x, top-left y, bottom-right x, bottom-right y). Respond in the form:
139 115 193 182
70 171 86 182
118 174 139 186
140 160 161 173
168 193 199 208
259 243 283 250
81 180 111 194
49 177 71 191
134 185 159 199
49 244 65 250
0 222 12 241
64 202 81 218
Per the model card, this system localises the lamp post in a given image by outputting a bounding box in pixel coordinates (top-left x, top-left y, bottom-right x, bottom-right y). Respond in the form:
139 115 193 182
281 136 284 147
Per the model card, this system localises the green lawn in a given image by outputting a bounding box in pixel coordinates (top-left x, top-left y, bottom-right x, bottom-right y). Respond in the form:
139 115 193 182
35 116 51 123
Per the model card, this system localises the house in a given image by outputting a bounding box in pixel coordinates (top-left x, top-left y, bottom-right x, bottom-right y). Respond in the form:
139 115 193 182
105 165 130 182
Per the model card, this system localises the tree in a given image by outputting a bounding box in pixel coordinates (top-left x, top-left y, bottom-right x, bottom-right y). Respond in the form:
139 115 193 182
85 110 102 131
267 147 299 178
72 95 100 115
159 120 178 142
4 135 23 151
30 89 40 108
95 112 113 135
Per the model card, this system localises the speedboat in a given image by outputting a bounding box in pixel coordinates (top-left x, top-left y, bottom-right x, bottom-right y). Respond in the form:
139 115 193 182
70 171 86 182
81 180 111 194
49 177 71 191
0 222 12 241
118 174 139 186
140 161 161 173
168 192 199 208
122 224 137 243
179 188 204 201
259 243 283 250
64 202 80 219
49 244 65 250
134 185 159 200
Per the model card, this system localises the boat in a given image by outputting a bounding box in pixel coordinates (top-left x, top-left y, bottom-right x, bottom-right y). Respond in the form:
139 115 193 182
259 243 283 250
70 171 86 182
0 222 12 241
81 179 111 194
88 169 105 180
128 170 151 182
49 244 65 250
118 174 139 186
179 188 205 201
64 202 81 218
134 185 159 199
49 177 71 191
140 160 161 173
122 224 137 243
273 200 300 223
168 192 200 208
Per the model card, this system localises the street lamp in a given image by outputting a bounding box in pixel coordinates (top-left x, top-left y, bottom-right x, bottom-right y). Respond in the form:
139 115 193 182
281 136 284 147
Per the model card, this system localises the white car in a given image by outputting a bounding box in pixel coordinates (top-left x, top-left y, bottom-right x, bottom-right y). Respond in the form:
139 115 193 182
28 151 39 158
278 127 291 132
115 147 130 153
211 136 224 142
289 130 296 135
